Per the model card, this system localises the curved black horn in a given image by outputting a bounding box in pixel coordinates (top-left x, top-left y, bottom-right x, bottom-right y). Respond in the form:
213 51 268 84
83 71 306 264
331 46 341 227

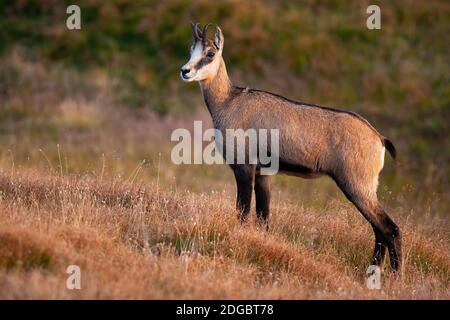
190 22 201 41
202 23 212 43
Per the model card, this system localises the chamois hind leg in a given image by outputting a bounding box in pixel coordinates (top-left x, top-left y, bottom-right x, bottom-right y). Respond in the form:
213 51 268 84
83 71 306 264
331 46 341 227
232 165 255 223
372 227 387 267
254 174 270 229
334 177 402 273
372 204 402 272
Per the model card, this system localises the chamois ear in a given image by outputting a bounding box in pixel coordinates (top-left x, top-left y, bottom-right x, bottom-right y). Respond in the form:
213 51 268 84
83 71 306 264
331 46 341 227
214 26 224 51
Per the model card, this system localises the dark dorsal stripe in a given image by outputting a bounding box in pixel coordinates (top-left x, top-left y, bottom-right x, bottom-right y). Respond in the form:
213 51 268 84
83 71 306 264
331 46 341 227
237 87 384 141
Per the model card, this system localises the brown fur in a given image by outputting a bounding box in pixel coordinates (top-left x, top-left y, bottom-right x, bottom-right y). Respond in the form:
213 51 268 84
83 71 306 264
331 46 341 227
182 23 402 273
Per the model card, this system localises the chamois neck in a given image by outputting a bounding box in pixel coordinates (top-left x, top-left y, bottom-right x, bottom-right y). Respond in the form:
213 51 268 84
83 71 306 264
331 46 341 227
200 58 232 116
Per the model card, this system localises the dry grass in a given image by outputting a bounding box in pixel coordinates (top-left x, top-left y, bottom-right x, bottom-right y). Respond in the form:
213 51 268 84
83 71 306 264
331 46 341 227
1 0 448 300
0 169 448 299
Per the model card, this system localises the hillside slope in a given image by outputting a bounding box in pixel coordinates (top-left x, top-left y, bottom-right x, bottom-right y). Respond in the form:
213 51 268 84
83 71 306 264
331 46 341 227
1 0 449 196
0 170 448 299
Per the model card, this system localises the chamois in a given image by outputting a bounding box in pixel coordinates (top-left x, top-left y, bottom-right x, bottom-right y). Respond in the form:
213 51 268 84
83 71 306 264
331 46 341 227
180 23 402 272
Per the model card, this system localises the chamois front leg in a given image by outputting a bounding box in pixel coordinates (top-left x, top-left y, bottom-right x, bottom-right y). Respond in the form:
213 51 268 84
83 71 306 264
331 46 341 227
254 174 270 229
232 165 255 223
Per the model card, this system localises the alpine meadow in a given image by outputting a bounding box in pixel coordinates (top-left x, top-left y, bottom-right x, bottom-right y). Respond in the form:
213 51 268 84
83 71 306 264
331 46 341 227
0 1 448 299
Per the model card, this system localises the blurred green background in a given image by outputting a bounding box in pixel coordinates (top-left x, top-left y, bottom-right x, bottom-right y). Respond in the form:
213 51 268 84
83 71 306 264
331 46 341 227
0 0 448 217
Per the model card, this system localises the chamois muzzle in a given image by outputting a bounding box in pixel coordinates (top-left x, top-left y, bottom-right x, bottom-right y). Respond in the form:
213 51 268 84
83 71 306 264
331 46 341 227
180 67 191 80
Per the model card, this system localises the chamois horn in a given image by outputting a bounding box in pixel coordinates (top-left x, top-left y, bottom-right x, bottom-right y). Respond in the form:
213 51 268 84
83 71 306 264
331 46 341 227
190 22 202 41
202 23 212 44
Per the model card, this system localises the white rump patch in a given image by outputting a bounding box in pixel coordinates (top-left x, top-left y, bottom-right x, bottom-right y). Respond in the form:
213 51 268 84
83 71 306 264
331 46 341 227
380 147 385 169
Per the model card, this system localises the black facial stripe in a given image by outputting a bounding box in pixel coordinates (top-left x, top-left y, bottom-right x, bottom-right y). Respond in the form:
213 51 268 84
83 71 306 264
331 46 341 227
194 57 211 70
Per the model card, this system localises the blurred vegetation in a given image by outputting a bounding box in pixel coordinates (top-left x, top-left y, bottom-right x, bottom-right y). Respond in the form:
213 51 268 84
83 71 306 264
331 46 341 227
0 0 449 214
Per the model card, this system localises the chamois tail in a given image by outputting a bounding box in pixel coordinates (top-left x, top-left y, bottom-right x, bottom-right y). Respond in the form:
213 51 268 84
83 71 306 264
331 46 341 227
383 138 397 160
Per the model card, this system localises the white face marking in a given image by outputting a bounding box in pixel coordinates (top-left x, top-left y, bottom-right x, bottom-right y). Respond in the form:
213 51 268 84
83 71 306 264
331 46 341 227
181 41 222 82
190 42 204 64
180 42 204 81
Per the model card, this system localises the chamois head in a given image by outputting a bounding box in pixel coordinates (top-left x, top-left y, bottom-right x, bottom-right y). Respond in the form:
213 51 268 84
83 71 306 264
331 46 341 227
180 22 224 82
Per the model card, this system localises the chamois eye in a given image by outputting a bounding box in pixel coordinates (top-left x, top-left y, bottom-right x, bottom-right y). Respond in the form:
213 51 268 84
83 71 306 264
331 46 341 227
206 51 215 59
